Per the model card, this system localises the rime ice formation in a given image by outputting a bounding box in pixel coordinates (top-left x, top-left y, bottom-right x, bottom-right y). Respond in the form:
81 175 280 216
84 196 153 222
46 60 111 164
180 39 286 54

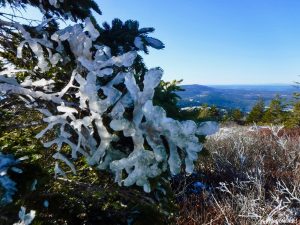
134 36 165 51
0 17 218 192
144 37 165 49
0 153 23 204
13 207 36 225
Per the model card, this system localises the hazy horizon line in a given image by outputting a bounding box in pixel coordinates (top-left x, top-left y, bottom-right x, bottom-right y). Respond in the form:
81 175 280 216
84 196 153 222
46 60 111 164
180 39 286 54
181 83 297 86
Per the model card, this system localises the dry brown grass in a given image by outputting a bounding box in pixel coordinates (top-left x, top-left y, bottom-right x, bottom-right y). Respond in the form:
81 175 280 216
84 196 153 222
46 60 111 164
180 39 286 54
174 125 300 225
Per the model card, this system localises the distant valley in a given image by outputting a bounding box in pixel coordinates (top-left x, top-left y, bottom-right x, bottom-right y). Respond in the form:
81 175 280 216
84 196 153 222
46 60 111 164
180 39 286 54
177 84 299 112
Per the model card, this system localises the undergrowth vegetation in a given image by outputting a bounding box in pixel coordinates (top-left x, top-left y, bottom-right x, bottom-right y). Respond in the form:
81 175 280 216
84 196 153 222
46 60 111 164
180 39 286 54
174 125 300 225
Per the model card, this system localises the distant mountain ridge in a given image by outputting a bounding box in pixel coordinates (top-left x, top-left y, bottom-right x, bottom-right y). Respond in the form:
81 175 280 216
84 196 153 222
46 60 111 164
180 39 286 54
177 84 299 112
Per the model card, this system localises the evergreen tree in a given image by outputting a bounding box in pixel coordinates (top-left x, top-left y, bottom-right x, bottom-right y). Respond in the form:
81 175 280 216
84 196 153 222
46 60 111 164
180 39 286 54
210 105 220 119
0 0 102 21
262 95 286 124
246 98 265 124
231 108 244 123
0 1 218 224
153 79 183 119
198 104 220 121
285 101 300 127
198 104 210 119
285 84 300 127
284 93 300 128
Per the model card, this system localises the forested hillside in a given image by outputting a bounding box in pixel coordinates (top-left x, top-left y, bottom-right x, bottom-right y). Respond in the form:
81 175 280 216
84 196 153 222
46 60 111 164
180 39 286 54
178 84 297 111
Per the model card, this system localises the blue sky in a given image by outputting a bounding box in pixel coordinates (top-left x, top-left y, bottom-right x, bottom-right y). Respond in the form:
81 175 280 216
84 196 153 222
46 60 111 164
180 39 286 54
97 0 300 85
